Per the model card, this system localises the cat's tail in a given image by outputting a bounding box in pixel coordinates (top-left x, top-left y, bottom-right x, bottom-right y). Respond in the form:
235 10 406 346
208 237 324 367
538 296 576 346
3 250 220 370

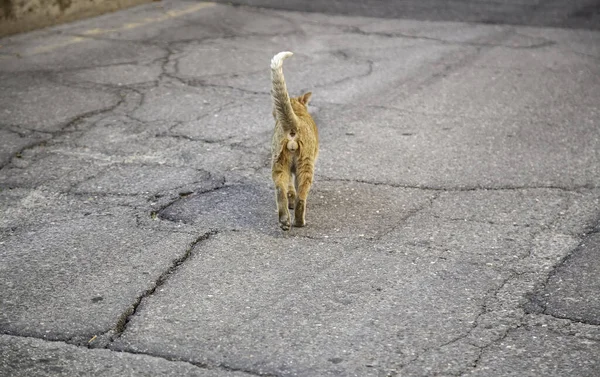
271 51 297 132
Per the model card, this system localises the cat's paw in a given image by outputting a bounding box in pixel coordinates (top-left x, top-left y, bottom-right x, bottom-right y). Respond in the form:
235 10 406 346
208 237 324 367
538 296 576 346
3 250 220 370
279 213 291 231
280 220 291 231
293 219 305 227
293 199 306 227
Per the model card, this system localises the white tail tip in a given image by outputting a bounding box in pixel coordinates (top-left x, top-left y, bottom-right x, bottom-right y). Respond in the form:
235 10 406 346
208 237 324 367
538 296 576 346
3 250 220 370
271 51 293 69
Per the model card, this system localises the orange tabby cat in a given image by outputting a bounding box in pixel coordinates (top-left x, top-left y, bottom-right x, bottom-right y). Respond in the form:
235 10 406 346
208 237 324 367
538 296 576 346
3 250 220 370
270 51 319 230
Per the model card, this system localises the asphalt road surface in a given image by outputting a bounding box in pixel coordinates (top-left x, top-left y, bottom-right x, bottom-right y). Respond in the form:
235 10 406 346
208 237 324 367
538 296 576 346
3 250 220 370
1 0 599 376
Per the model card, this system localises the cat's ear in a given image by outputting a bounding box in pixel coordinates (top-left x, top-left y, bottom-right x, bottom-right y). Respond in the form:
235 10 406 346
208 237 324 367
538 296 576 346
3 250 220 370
298 91 312 105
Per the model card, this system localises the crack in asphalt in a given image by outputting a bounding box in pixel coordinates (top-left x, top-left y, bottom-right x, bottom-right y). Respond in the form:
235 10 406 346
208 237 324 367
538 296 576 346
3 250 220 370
172 76 270 95
0 124 52 138
345 25 557 50
521 217 600 329
460 324 526 377
0 96 125 171
154 131 234 144
312 100 574 125
48 79 150 115
111 346 280 377
540 315 600 339
394 269 519 375
155 180 228 223
373 191 441 242
394 195 597 375
451 205 591 373
539 312 600 327
0 332 271 377
316 176 595 193
108 229 220 343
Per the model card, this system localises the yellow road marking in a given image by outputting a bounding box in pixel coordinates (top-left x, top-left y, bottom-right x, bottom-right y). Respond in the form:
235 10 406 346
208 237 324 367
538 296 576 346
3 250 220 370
19 2 215 57
32 37 85 55
82 2 215 36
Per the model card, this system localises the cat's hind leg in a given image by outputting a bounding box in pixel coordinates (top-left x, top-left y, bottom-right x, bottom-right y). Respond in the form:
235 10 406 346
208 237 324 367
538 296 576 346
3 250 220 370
293 163 314 227
287 173 296 209
273 165 292 230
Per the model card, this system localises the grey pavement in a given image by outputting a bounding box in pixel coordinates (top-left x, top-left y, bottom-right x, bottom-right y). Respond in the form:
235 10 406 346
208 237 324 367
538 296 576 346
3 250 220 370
1 0 600 376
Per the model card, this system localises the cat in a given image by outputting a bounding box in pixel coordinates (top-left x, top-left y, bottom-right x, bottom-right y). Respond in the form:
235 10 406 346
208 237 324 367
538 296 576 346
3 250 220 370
270 51 319 230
